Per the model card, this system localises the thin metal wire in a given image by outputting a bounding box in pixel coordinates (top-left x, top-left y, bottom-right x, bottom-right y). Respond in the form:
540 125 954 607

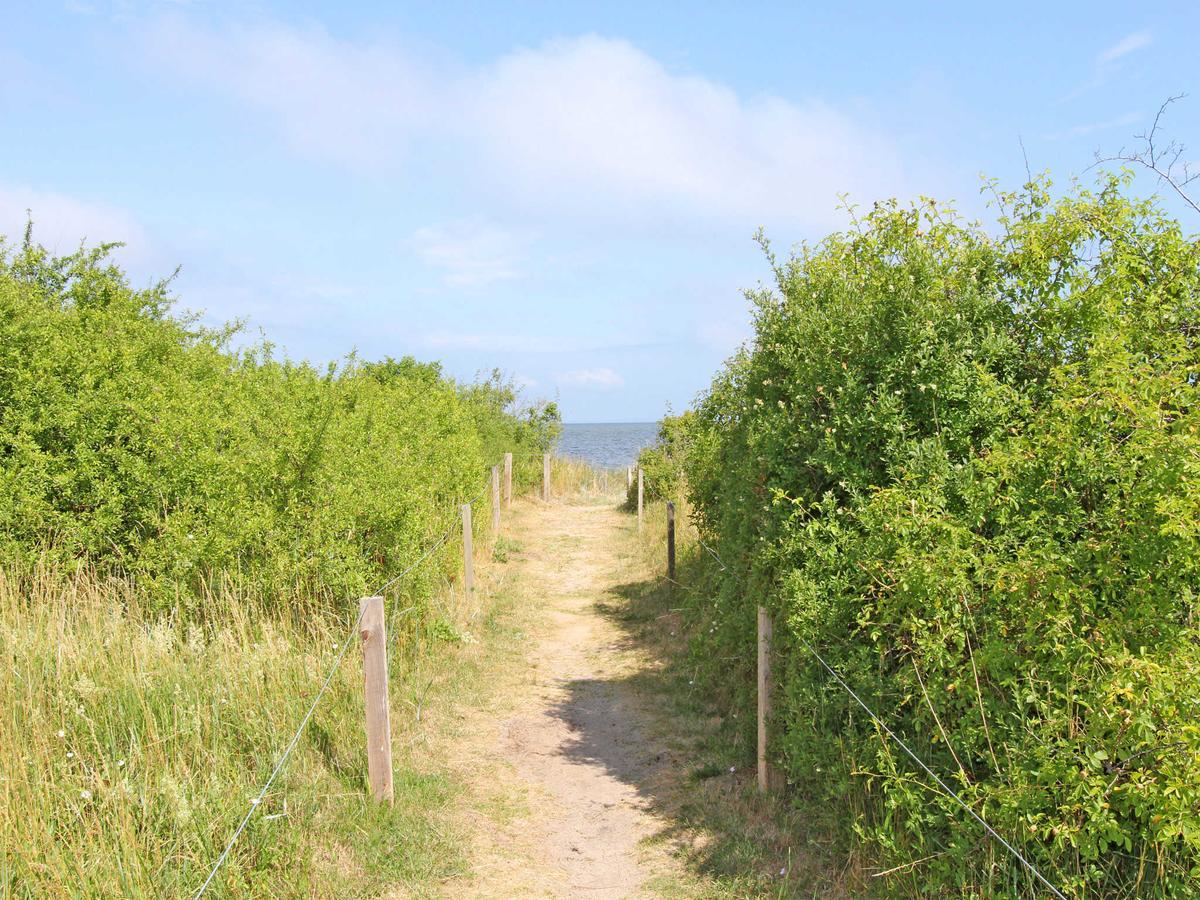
799 637 1066 899
193 603 367 899
694 539 1067 900
194 479 491 898
694 536 727 571
374 525 455 597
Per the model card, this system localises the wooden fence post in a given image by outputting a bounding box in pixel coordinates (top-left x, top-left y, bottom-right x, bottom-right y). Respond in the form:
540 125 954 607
543 453 551 502
491 465 501 535
637 468 644 531
503 452 513 507
758 606 777 793
461 504 474 593
666 501 676 581
627 466 632 491
359 595 393 804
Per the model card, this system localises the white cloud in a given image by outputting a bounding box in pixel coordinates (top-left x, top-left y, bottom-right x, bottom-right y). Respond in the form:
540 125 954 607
140 19 910 230
1041 112 1139 142
421 331 662 354
410 218 531 286
142 16 430 169
465 36 903 227
1097 31 1152 65
559 367 624 389
423 331 560 353
0 184 148 261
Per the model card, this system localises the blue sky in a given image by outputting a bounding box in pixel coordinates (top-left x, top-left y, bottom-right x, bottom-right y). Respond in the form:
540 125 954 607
2 2 1196 422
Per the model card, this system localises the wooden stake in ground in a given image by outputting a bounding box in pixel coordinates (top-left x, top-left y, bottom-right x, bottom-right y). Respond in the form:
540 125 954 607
504 452 513 507
491 465 501 536
359 595 393 804
543 453 551 503
637 468 644 531
757 606 777 793
462 503 474 593
627 466 632 490
666 501 676 581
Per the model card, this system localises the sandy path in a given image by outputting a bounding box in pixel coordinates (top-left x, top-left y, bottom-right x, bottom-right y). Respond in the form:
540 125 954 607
438 497 684 898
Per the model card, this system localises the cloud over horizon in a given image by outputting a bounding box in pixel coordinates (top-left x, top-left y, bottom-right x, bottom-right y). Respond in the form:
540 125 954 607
559 367 625 389
140 17 911 233
1097 30 1153 65
410 218 531 287
0 183 148 262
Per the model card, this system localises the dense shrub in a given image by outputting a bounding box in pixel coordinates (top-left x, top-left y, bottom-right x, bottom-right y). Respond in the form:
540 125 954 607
680 176 1200 895
0 232 557 614
625 412 692 508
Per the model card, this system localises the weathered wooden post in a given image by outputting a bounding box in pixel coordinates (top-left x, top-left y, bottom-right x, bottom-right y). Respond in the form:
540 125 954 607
627 466 632 490
758 606 776 793
666 501 676 581
637 468 644 531
503 452 513 507
491 465 501 535
359 595 393 804
461 504 474 593
543 453 551 502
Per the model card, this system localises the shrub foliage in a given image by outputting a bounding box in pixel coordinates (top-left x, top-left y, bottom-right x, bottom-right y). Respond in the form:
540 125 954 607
680 176 1200 895
625 412 692 508
0 231 557 613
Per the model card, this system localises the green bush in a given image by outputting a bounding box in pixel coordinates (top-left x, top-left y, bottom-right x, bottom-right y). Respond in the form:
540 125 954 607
0 231 556 615
680 175 1200 895
626 412 692 509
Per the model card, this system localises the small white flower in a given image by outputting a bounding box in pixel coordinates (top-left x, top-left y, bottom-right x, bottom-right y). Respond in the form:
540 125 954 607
56 730 65 739
67 751 75 759
117 759 125 768
729 765 736 773
80 790 91 800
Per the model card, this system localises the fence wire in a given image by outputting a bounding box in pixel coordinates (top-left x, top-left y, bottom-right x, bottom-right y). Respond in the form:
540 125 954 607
193 475 494 898
690 538 1067 900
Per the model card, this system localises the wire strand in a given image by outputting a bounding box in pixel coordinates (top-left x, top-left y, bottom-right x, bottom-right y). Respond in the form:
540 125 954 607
693 538 1067 900
799 637 1066 899
193 603 367 899
194 478 492 898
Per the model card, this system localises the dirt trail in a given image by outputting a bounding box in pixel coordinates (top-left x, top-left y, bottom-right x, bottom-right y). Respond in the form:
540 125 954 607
436 496 690 898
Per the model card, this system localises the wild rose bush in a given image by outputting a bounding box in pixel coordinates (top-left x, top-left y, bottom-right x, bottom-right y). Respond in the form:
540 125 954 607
681 176 1200 895
0 232 557 615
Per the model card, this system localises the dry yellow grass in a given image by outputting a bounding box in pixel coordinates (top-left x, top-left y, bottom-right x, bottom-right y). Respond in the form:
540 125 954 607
0 526 508 896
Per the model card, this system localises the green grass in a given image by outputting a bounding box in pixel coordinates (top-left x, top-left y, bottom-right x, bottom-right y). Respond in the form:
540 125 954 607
0 522 530 897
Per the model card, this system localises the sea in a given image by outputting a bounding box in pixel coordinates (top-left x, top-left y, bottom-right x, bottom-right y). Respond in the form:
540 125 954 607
556 422 660 469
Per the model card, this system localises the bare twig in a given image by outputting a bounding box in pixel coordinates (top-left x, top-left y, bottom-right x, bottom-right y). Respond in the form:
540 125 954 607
1092 94 1199 216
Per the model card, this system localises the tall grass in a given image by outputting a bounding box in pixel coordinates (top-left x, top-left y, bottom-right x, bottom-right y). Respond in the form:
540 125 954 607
548 456 625 499
0 500 516 897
